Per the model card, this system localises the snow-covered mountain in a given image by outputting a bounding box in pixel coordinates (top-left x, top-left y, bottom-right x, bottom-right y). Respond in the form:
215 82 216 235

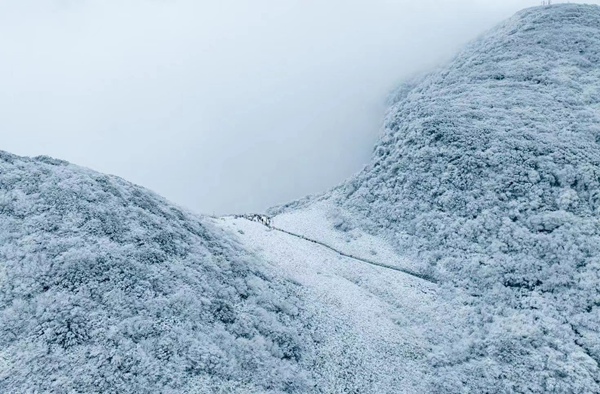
2 3 600 393
272 3 600 392
339 4 600 392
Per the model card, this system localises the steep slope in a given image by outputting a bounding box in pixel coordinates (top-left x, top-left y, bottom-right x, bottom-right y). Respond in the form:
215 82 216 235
315 4 600 392
212 215 448 393
0 152 316 393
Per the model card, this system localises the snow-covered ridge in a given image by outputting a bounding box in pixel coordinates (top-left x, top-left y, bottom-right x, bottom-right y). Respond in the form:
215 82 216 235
323 4 600 392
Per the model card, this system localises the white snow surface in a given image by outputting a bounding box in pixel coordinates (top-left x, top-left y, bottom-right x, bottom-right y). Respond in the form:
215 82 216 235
212 214 460 393
272 200 416 273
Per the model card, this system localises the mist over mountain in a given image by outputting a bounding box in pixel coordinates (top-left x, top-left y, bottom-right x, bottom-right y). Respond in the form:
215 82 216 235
1 3 600 393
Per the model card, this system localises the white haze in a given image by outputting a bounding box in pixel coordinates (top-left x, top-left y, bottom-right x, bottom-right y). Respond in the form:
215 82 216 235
1 0 597 214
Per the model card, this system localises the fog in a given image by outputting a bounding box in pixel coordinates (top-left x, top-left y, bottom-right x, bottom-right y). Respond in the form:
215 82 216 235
1 0 596 214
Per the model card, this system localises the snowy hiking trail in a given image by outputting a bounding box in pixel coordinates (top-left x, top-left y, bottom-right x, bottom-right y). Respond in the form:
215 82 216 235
234 215 438 285
212 207 463 393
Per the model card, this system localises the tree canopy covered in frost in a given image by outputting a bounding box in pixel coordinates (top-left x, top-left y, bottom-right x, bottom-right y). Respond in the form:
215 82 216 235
0 152 316 393
329 4 600 392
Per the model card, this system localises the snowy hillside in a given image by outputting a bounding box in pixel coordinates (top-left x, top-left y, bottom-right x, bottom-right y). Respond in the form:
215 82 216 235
212 214 451 393
0 152 318 393
308 3 600 392
2 3 600 394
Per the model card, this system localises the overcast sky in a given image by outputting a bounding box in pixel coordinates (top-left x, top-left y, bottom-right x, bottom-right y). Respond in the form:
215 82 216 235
1 0 597 214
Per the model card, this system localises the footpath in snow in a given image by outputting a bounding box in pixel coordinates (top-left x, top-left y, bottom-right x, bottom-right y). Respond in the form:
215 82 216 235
229 208 437 284
211 204 464 393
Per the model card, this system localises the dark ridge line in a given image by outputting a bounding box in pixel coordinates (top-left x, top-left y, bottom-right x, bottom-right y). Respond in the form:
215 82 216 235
228 214 438 285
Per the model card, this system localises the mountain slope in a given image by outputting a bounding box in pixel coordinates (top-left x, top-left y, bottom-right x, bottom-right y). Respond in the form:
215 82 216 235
314 4 600 392
0 152 316 393
211 208 468 393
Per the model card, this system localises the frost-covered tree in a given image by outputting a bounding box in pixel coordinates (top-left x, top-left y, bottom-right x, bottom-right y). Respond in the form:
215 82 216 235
0 152 317 393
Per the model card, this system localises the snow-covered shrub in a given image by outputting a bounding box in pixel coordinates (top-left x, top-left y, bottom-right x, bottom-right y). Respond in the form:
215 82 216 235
0 152 316 393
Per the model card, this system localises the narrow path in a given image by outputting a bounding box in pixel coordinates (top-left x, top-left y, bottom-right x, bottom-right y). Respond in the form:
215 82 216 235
230 214 438 285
